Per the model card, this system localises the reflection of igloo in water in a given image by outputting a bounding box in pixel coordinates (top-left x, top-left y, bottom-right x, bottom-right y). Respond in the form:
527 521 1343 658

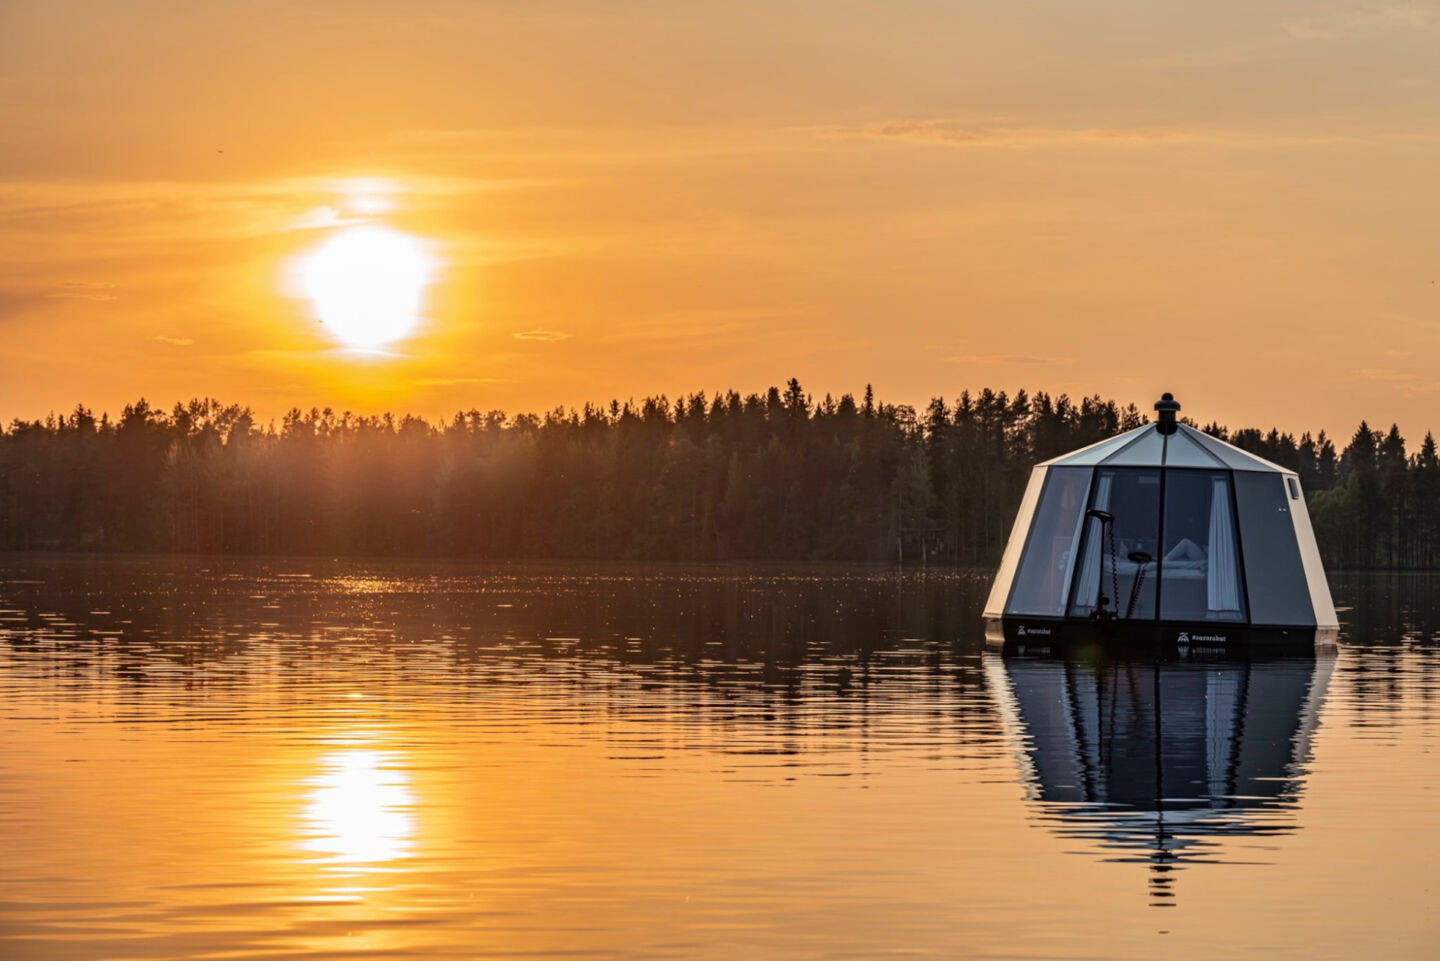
987 653 1334 906
984 394 1336 648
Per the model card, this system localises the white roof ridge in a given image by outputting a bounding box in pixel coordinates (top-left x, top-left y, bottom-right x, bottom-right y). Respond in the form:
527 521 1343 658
1037 423 1152 467
1175 424 1290 473
1039 423 1292 472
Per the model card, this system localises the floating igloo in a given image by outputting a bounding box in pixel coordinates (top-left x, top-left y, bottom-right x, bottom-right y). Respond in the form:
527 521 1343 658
983 394 1337 649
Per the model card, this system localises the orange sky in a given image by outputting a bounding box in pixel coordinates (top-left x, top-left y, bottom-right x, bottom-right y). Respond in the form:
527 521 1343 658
2 1 1438 440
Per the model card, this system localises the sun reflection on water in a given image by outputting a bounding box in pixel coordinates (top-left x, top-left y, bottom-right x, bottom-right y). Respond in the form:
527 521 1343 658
300 747 415 869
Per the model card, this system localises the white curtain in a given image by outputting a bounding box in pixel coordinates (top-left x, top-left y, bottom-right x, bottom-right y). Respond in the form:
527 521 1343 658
1207 476 1242 614
1072 472 1113 612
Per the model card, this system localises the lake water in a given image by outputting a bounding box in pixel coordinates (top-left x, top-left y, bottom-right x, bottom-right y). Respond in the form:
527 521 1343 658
1 557 1437 959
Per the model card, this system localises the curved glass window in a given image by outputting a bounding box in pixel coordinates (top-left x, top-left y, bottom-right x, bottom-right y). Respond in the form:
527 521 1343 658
1068 468 1161 621
1159 470 1246 622
1007 468 1091 616
1234 472 1311 626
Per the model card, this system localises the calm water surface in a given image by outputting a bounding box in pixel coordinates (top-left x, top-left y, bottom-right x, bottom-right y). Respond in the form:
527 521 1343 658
2 557 1438 959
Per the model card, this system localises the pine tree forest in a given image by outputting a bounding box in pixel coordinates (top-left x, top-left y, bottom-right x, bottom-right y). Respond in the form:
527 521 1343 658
2 382 1436 569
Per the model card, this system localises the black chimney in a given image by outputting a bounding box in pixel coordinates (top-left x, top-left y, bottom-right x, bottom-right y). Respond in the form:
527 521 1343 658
1154 393 1180 435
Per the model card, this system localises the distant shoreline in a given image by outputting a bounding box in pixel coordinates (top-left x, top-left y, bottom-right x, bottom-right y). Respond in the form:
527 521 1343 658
2 385 1436 571
0 549 1434 577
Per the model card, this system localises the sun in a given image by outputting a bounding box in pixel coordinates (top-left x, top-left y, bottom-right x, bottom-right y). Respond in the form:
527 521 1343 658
301 226 433 349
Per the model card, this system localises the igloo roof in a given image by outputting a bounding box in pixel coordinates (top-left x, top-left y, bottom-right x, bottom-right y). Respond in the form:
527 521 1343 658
1040 423 1288 473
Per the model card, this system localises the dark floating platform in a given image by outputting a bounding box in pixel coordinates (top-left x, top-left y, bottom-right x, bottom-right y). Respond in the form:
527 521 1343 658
985 616 1337 657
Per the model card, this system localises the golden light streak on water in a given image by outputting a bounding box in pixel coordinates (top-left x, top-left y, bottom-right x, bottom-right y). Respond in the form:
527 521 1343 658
300 745 415 869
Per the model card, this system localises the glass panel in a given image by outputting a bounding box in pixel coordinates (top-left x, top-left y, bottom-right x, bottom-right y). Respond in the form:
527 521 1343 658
1099 428 1164 465
1165 430 1228 468
1007 467 1091 616
1067 468 1161 620
1234 472 1314 627
984 467 1047 617
1159 470 1246 622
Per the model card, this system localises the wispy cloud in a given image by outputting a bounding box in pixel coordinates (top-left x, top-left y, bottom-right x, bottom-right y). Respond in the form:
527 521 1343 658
414 376 509 387
814 119 1351 149
1362 368 1440 396
948 353 1075 366
513 329 572 342
1139 37 1288 69
287 205 368 231
604 306 820 349
153 335 194 346
45 281 117 301
1285 3 1438 39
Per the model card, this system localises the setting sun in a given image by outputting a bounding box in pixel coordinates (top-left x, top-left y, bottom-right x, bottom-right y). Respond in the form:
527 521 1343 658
300 227 434 350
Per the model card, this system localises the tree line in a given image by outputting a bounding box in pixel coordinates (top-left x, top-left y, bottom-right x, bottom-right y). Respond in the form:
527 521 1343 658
0 381 1435 569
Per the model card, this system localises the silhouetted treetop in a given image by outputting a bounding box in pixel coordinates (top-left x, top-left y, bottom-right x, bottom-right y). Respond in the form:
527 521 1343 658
0 383 1432 567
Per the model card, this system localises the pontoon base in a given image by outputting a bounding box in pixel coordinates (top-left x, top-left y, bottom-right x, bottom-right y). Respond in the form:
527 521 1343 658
984 616 1337 655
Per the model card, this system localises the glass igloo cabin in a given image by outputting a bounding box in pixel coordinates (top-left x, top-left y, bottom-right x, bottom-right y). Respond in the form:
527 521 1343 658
983 395 1337 650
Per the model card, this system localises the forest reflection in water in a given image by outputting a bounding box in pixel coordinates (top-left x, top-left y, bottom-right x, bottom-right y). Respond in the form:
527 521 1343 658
1 557 1439 960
